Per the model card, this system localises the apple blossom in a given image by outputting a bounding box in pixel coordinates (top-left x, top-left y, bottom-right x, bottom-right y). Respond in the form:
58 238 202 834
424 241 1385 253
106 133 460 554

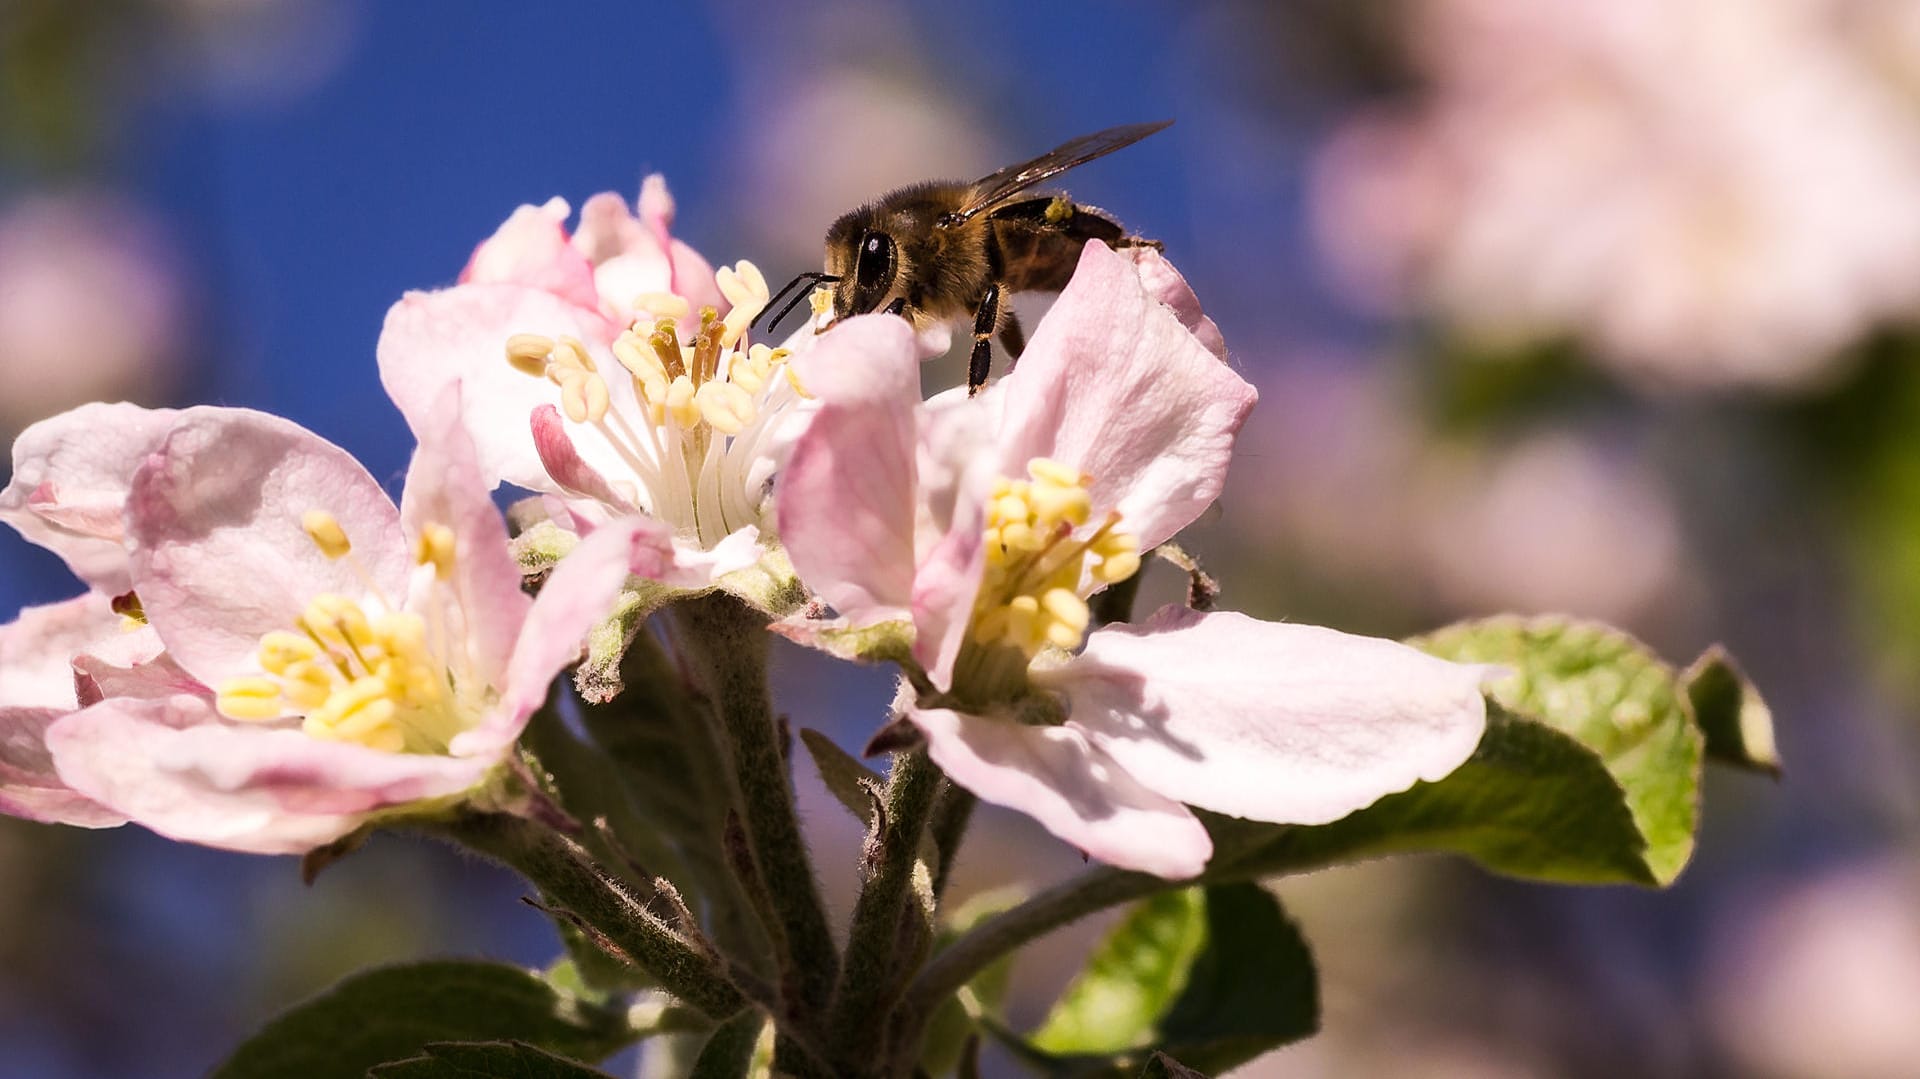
377 180 813 593
27 393 645 854
778 241 1495 878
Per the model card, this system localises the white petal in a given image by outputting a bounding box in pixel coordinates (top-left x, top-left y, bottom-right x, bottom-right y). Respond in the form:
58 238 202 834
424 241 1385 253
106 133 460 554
1042 607 1493 826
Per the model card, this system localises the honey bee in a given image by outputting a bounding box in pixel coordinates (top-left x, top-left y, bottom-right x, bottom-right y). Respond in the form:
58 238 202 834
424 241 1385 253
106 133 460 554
758 121 1173 394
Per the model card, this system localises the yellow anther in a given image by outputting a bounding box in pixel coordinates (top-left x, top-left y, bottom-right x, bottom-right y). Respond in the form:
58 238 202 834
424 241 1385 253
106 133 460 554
302 510 352 560
997 520 1037 552
665 375 700 429
993 493 1031 523
1029 482 1092 527
695 380 757 436
505 333 554 376
216 677 286 721
786 363 813 399
560 370 610 423
1027 458 1085 488
416 523 458 581
306 675 392 732
633 292 691 320
554 335 596 373
729 352 767 394
258 631 320 674
1095 548 1141 584
809 288 832 317
281 662 334 709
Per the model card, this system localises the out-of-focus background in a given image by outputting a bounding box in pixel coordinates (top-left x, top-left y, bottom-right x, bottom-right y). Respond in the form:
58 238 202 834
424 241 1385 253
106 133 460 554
0 1 1907 1076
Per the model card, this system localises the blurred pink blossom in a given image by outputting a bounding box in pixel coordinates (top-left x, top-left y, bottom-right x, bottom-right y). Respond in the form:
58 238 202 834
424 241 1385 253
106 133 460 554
1707 855 1920 1078
1313 0 1920 389
0 193 187 433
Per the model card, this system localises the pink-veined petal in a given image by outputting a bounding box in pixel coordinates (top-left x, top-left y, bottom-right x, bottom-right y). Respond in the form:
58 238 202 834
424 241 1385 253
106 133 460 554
530 404 640 512
126 409 407 688
460 197 601 313
377 283 618 493
911 705 1210 879
0 706 126 826
470 516 659 757
996 242 1256 550
0 402 184 593
1042 607 1493 826
779 315 923 626
402 385 532 680
48 694 489 854
72 635 205 705
1123 246 1227 361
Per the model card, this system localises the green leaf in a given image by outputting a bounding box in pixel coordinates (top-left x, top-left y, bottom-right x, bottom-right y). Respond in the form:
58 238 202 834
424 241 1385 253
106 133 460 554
367 1040 616 1078
1031 890 1208 1055
1152 884 1316 1073
212 960 638 1079
1205 702 1656 886
1683 647 1781 776
1415 616 1705 883
1011 885 1316 1077
686 1009 767 1079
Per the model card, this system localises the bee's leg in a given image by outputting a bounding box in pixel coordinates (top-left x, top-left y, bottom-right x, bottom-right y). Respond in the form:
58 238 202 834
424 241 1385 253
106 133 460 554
884 297 907 317
968 284 1001 396
997 308 1027 364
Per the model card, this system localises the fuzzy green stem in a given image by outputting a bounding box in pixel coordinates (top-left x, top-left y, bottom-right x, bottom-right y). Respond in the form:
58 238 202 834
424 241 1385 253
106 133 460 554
439 811 745 1019
673 593 839 1016
927 783 976 900
828 750 943 1066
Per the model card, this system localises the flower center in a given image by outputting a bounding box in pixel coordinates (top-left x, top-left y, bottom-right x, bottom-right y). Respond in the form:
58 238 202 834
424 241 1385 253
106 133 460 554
969 458 1141 659
213 513 477 755
503 260 811 547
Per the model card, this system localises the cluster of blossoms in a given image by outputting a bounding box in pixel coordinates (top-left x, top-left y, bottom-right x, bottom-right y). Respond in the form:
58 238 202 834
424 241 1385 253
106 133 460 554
1312 0 1920 389
0 177 1496 879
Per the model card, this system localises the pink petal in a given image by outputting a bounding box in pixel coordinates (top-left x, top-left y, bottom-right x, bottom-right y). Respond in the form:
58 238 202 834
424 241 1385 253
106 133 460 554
908 405 996 687
573 192 654 266
530 404 640 511
1122 247 1227 361
0 402 184 593
637 176 723 312
377 283 618 494
48 695 489 855
474 517 660 756
401 385 533 680
72 637 205 705
0 592 125 708
126 409 408 688
1041 607 1493 827
460 197 602 313
910 705 1210 879
1 706 126 826
995 242 1257 550
778 315 923 626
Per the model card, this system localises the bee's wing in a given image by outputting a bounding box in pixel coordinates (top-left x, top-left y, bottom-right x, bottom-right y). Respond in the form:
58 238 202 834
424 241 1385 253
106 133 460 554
939 120 1173 227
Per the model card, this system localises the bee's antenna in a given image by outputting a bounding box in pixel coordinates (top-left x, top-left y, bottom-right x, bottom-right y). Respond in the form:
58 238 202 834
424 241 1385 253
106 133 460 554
754 272 839 336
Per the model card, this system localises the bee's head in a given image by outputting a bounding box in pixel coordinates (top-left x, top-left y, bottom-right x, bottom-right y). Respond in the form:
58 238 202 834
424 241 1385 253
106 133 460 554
824 211 902 322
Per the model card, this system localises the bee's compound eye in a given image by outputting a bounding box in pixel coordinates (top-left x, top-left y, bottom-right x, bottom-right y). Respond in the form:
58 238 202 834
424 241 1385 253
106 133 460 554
855 231 896 294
